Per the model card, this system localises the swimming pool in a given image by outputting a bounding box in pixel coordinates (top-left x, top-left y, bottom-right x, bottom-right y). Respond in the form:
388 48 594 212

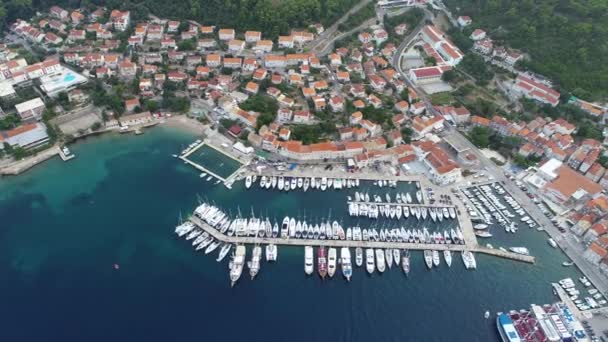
64 73 76 82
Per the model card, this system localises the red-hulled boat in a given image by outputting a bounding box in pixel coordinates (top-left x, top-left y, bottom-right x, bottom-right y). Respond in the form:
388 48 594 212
318 246 327 279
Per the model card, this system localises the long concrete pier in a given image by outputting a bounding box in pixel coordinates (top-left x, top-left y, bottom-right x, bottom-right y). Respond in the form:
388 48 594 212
189 216 535 264
348 200 456 210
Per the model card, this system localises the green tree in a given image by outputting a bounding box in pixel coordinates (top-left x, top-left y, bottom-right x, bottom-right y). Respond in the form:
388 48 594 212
468 126 491 148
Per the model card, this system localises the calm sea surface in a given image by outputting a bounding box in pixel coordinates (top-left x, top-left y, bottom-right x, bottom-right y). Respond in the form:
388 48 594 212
0 126 584 341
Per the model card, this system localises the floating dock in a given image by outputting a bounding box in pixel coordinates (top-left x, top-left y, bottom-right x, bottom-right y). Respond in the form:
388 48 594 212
189 216 535 264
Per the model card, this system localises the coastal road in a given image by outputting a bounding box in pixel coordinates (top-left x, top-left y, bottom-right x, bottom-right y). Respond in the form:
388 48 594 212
389 5 608 297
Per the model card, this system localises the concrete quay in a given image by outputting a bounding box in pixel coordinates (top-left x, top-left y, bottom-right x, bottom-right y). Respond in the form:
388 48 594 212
0 146 60 176
189 216 535 264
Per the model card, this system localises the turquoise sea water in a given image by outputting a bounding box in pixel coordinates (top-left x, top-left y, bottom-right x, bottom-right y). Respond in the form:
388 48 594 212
0 127 584 341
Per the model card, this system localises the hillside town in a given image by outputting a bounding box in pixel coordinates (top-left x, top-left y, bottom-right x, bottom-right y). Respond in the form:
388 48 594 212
3 1 608 296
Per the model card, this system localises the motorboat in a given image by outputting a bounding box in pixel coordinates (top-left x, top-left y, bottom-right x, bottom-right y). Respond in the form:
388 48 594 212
304 246 314 275
281 216 290 238
385 249 393 269
328 247 337 277
341 248 352 281
230 245 246 287
366 248 375 274
475 231 493 238
375 249 386 273
355 247 363 267
443 250 452 267
245 175 252 189
432 250 440 267
424 250 433 269
248 246 262 279
318 246 327 279
265 244 277 261
402 250 410 275
217 243 232 262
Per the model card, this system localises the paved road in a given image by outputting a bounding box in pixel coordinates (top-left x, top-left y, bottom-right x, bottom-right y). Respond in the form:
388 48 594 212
307 0 374 53
315 17 377 56
389 4 608 298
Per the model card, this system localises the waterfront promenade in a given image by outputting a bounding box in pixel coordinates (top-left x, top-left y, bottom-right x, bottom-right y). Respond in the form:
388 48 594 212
189 216 535 263
0 146 60 176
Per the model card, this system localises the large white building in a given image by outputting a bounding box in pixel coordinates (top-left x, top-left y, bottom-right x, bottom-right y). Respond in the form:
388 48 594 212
15 97 45 120
0 122 49 149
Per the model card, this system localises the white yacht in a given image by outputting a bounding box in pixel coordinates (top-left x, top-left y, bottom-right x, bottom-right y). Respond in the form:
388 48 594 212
375 249 386 273
385 249 393 269
265 244 278 262
320 177 328 191
217 243 232 262
444 250 452 267
341 248 352 281
366 248 375 274
304 246 314 275
281 216 290 238
355 247 363 267
393 249 400 267
248 246 262 279
328 247 337 277
230 245 246 287
424 250 433 269
432 250 440 267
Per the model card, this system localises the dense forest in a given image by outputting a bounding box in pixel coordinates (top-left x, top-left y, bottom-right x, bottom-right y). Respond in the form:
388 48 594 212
445 0 608 101
1 0 359 38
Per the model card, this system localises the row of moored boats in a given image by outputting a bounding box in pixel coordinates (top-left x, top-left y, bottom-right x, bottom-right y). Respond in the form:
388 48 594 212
348 201 456 221
246 175 361 192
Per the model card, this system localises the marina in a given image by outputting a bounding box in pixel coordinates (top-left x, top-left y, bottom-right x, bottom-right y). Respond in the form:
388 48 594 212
177 199 535 286
0 127 598 342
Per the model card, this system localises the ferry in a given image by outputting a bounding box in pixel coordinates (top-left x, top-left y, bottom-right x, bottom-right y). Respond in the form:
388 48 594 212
496 313 521 342
375 249 386 273
366 248 375 274
328 247 337 277
318 247 327 279
341 247 352 281
355 247 363 267
424 250 433 269
304 246 314 275
230 245 246 287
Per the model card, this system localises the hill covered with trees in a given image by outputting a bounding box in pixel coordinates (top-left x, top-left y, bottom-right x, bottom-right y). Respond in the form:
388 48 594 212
1 0 360 38
445 0 608 101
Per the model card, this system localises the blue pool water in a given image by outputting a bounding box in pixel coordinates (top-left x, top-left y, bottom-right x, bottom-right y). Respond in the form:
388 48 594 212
64 73 76 82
